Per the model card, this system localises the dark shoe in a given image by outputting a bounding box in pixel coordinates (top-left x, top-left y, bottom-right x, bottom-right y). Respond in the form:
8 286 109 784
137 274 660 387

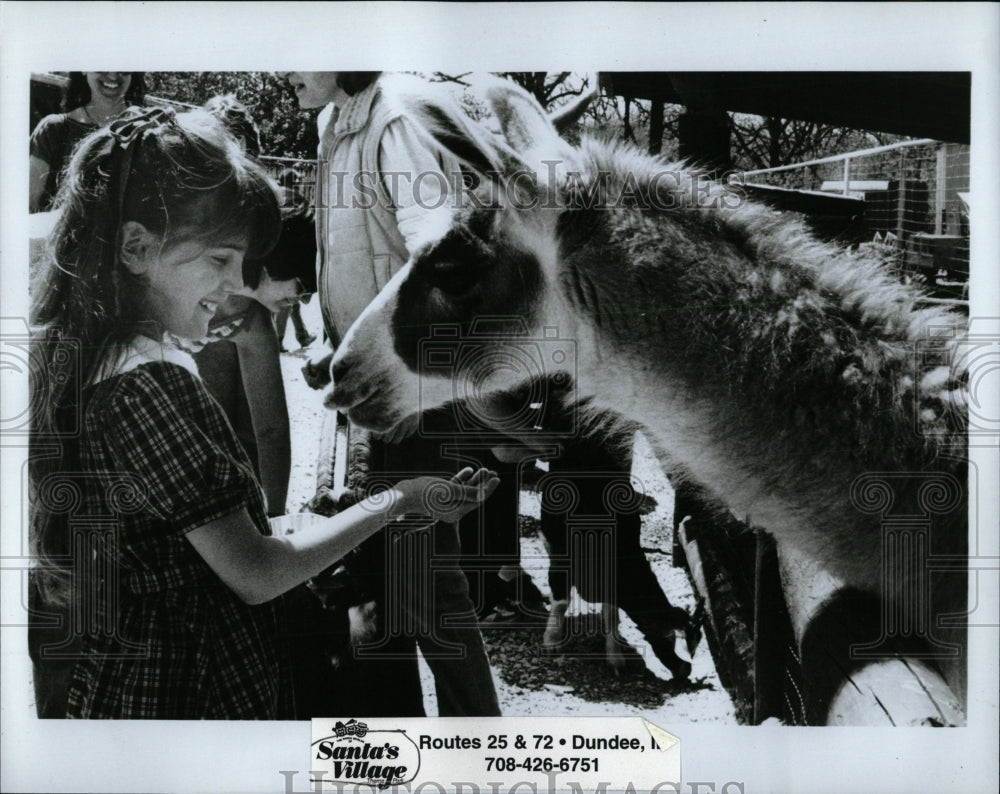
631 607 697 680
667 652 692 681
297 333 318 348
480 597 549 624
651 626 693 681
477 570 548 622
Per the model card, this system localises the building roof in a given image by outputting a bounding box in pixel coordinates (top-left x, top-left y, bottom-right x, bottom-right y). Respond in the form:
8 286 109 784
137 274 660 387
601 73 970 144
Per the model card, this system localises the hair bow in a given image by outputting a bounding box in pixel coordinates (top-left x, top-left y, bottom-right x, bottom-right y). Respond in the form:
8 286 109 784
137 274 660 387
105 106 176 268
108 105 175 149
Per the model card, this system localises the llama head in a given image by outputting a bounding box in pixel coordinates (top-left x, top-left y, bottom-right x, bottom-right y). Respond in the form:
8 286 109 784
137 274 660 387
327 79 594 431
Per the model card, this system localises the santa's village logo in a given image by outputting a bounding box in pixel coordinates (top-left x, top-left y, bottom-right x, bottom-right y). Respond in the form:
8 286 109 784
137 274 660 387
312 720 421 789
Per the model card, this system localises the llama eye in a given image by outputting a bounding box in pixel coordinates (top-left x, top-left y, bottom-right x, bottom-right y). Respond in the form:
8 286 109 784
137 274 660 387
427 260 480 297
430 260 462 275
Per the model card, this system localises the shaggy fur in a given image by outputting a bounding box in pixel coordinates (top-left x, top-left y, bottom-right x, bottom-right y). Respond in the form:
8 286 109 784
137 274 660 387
551 141 967 577
329 79 968 705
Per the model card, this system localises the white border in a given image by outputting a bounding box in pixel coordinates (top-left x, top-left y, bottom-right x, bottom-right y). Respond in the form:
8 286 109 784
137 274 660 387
2 3 998 793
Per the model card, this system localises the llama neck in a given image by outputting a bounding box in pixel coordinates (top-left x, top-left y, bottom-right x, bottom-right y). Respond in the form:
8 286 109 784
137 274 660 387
569 317 881 588
557 198 964 462
553 199 964 585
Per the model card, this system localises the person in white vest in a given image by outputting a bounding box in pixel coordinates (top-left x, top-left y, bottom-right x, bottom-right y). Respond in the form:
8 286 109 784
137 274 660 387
280 71 535 716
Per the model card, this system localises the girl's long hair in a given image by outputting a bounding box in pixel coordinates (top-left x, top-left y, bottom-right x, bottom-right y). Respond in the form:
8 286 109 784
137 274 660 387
64 72 147 113
29 107 281 603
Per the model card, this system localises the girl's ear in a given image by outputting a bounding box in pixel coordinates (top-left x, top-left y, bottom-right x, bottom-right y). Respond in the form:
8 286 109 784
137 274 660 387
119 221 157 274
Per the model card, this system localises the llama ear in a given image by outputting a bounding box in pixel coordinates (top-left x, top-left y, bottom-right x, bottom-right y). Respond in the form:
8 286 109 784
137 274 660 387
485 82 568 156
549 85 597 136
119 221 157 274
396 84 512 178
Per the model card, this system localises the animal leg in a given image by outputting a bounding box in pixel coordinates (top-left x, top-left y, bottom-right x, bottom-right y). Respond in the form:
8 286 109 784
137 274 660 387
614 537 696 680
601 602 629 673
543 598 570 652
621 608 694 681
539 459 571 649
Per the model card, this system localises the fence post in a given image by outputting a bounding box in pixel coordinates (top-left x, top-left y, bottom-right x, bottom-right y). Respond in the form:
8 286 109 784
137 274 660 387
753 530 796 724
935 144 947 234
842 157 851 196
895 148 907 241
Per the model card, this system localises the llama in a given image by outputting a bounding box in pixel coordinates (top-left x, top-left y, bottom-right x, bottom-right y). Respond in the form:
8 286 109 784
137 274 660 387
326 80 968 715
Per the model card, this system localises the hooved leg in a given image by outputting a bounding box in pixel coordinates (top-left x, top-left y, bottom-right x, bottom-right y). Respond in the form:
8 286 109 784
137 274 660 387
542 598 570 653
594 462 697 681
628 607 694 681
615 529 697 680
601 602 630 673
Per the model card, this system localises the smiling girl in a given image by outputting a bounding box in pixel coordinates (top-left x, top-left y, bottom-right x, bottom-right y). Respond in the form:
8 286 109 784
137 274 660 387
29 107 498 719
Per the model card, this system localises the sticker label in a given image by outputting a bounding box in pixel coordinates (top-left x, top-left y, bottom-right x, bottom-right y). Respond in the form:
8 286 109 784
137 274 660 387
310 717 680 792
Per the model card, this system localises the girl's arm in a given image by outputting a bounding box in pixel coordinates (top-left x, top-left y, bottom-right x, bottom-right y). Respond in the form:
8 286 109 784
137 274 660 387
185 468 498 605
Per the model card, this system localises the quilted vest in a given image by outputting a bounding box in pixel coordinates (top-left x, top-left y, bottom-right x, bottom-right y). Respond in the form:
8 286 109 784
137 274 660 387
315 77 454 347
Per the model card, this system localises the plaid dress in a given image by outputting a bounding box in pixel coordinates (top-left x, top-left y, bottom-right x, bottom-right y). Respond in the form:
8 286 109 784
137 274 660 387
65 355 294 719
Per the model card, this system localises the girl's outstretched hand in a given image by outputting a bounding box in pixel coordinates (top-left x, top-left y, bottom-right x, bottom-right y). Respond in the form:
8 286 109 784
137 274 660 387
398 467 500 524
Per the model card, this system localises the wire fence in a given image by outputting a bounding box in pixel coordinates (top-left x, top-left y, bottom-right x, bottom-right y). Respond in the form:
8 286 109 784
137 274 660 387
259 156 319 207
264 141 972 300
745 139 970 297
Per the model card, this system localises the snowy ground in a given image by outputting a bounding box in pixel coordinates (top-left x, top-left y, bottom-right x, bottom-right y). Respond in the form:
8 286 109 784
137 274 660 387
280 300 737 724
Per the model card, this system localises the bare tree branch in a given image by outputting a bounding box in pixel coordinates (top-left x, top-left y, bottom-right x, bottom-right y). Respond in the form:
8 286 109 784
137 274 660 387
429 72 473 86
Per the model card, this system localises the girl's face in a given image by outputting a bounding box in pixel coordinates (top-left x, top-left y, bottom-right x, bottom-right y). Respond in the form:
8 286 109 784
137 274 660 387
86 72 132 104
143 234 248 339
238 270 311 314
